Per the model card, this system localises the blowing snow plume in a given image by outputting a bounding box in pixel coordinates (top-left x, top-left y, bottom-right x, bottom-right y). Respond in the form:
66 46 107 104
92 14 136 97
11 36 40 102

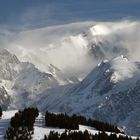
2 20 140 80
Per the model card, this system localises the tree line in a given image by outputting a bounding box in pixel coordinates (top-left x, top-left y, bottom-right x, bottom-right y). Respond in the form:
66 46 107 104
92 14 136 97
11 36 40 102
0 106 2 118
45 111 122 133
43 130 140 140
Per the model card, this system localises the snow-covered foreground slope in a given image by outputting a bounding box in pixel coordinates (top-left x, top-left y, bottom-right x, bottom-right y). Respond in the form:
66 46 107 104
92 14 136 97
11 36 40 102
0 110 17 139
29 117 140 140
36 56 140 136
33 113 65 140
33 113 101 140
0 111 67 139
0 111 100 139
0 111 137 140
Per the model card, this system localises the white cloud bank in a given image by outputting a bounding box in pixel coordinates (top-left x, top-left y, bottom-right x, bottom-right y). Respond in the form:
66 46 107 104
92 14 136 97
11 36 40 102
1 20 140 79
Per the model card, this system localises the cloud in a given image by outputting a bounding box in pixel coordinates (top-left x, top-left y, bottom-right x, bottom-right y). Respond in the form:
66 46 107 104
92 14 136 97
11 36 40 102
6 21 95 78
1 20 140 80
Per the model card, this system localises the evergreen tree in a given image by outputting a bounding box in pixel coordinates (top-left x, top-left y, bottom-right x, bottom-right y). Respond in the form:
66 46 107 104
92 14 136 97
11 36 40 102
43 130 139 140
5 107 39 140
5 127 33 140
45 111 122 133
0 106 2 118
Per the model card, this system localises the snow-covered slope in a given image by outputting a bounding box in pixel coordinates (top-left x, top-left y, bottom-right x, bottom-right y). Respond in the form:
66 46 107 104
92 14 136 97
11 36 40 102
0 49 20 109
0 110 17 139
0 110 137 140
11 62 59 109
0 49 76 109
0 49 19 80
37 56 140 136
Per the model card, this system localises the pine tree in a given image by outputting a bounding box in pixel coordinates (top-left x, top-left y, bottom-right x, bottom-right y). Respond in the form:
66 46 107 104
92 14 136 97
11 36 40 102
5 107 39 140
0 106 2 118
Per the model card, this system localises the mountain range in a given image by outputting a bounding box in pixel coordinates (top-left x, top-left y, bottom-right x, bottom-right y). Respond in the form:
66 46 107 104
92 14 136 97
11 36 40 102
0 22 140 136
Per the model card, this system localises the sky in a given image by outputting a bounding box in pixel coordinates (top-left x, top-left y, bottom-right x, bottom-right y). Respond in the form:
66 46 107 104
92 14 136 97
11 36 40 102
0 0 140 30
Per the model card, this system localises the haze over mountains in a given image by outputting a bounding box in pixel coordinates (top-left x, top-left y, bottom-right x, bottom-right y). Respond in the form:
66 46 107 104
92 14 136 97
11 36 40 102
0 0 140 138
4 20 140 79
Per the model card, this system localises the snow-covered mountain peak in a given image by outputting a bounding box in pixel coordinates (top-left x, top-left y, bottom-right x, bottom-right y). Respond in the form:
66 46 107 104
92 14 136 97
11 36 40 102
0 49 76 109
48 64 61 75
48 64 79 85
89 24 111 36
0 49 11 56
0 49 20 81
0 49 19 65
94 55 140 84
110 56 139 83
67 55 140 99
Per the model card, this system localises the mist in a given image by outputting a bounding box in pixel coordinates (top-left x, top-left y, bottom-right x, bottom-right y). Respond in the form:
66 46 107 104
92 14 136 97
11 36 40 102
0 20 140 79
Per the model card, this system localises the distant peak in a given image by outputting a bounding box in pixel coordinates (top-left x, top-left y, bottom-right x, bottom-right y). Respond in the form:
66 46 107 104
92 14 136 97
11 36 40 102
0 49 20 64
49 64 61 72
0 49 11 55
89 24 111 36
